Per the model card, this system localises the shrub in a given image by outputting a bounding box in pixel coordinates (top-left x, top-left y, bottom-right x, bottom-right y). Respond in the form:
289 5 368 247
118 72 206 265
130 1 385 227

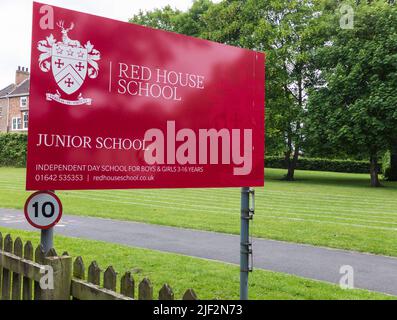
265 156 370 174
0 133 28 167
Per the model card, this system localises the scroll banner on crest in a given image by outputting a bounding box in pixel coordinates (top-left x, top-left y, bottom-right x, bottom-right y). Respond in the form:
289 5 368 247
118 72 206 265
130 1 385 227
26 2 265 190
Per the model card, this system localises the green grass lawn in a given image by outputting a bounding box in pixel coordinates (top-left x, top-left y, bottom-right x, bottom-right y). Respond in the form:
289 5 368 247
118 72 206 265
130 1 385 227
0 226 393 300
0 167 397 256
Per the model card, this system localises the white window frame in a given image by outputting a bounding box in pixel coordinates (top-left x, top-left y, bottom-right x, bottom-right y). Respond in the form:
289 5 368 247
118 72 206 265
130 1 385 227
23 112 29 129
12 117 22 131
20 96 28 108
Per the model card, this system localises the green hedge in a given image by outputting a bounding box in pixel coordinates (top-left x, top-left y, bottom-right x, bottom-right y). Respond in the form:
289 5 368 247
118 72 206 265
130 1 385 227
0 133 27 167
265 156 370 174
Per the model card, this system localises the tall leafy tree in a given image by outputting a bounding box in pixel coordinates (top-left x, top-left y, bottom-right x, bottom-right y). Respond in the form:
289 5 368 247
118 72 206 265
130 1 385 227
130 6 183 33
131 0 325 180
200 0 324 180
265 0 325 180
130 0 213 37
306 1 397 186
198 0 284 156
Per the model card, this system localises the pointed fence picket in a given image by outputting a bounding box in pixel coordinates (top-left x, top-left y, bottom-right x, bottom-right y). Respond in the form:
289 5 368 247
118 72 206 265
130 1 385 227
0 232 198 300
23 241 34 300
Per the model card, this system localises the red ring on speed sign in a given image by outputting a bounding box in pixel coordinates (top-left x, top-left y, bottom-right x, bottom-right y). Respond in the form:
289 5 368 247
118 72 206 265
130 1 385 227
24 191 63 230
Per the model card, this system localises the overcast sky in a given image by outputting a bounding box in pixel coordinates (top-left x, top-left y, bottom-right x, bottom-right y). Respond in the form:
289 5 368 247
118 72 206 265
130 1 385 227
0 0 218 89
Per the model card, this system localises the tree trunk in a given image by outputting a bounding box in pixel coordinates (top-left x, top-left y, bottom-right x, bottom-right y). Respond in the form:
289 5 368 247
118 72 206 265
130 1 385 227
285 145 299 181
284 62 303 182
370 155 381 187
283 132 293 180
387 144 397 181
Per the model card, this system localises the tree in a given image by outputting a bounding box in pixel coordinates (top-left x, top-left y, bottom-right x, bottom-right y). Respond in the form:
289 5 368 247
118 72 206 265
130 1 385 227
130 6 183 33
130 0 213 37
185 0 324 180
198 0 286 157
130 0 289 157
306 1 397 186
265 0 325 181
133 0 397 183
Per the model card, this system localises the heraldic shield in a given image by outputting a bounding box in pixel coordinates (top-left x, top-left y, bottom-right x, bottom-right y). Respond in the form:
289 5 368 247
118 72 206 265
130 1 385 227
37 21 100 106
51 44 88 95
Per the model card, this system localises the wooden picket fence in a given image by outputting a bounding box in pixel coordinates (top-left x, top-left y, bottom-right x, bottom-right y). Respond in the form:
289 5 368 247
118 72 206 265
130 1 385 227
0 232 198 300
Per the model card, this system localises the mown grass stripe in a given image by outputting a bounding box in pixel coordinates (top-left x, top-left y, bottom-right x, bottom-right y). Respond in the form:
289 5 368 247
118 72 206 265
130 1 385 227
1 167 397 257
2 185 397 224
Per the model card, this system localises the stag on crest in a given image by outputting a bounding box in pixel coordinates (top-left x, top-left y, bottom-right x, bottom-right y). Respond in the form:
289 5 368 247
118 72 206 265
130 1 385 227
57 21 81 47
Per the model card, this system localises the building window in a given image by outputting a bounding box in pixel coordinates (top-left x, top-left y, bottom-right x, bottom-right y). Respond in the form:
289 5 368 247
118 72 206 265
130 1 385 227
12 117 22 130
20 97 28 108
23 112 29 129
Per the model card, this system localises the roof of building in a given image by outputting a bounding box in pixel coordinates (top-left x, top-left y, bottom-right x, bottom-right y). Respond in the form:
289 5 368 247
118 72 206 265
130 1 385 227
7 78 30 97
0 84 16 98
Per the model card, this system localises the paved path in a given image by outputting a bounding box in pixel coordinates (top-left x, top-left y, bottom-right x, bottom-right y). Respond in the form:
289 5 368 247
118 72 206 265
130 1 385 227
1 208 397 296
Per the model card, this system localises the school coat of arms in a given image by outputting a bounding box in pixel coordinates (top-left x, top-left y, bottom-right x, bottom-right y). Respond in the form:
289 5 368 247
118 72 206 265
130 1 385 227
37 21 101 105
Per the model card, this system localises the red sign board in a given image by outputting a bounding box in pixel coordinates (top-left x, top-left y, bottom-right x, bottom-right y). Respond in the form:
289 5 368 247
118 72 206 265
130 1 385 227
26 2 265 190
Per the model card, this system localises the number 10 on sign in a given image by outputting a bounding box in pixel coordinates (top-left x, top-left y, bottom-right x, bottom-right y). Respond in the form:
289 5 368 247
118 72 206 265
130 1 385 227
24 191 63 230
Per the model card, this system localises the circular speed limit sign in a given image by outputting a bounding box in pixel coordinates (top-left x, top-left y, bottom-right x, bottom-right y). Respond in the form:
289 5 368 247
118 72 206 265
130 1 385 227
24 191 63 230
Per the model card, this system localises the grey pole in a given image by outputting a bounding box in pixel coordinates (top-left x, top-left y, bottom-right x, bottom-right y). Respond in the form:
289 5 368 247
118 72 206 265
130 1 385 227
40 190 55 254
40 227 53 254
240 187 250 300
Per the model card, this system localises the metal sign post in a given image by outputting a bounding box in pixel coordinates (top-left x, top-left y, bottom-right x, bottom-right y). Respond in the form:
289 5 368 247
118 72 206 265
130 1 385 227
240 187 254 300
40 227 54 254
24 190 60 254
41 190 55 254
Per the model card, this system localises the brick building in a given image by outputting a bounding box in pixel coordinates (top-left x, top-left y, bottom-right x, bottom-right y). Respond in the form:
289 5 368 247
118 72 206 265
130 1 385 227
0 67 30 133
